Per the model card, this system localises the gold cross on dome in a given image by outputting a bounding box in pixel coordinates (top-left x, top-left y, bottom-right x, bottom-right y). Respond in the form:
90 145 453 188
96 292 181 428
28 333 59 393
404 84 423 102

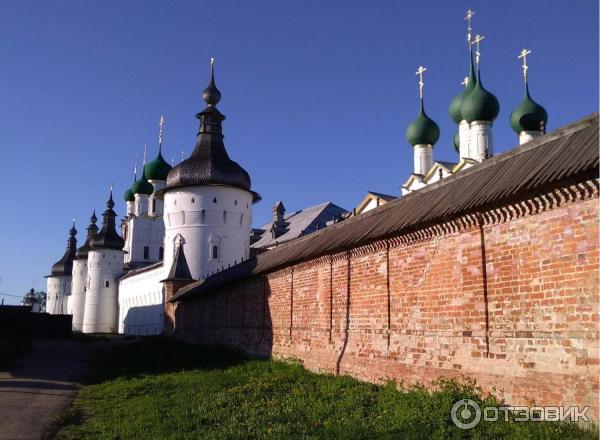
461 76 469 87
143 144 147 165
415 65 427 99
473 34 485 67
518 48 532 82
158 115 165 147
465 9 475 46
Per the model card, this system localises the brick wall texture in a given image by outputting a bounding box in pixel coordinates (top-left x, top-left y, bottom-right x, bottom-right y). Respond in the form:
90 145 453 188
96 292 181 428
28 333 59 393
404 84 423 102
172 181 599 420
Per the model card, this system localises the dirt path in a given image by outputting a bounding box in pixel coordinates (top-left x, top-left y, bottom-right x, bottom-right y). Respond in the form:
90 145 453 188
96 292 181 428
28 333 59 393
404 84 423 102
0 337 126 440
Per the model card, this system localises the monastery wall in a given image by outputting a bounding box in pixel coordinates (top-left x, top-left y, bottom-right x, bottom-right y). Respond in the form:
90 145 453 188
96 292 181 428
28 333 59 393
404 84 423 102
173 181 599 420
118 265 167 335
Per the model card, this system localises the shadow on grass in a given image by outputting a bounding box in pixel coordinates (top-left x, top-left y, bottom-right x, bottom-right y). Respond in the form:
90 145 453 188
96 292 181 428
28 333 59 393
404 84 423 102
82 336 248 384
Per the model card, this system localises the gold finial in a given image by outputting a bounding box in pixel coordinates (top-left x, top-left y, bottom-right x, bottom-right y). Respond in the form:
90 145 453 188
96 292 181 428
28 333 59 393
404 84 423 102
415 66 427 99
518 48 532 83
158 115 165 148
461 76 470 87
473 34 485 68
465 9 475 48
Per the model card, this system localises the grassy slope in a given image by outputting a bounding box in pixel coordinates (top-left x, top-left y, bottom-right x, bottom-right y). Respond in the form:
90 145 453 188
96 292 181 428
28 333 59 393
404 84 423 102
54 337 597 440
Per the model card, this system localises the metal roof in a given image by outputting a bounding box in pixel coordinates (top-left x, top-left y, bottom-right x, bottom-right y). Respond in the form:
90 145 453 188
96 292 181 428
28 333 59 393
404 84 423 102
251 202 348 249
172 113 599 303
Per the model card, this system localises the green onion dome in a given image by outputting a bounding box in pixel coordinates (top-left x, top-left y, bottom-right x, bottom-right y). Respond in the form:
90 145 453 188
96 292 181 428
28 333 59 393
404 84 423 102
461 71 500 123
144 149 172 181
123 187 134 202
453 131 460 153
131 167 154 195
406 101 440 146
509 83 547 134
449 52 477 124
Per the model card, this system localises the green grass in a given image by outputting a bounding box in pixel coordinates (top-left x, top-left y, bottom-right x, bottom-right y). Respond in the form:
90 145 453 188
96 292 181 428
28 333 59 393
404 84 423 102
54 337 597 439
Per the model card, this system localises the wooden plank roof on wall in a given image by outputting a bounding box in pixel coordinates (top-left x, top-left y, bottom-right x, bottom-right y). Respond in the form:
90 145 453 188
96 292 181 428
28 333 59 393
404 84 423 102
173 113 599 302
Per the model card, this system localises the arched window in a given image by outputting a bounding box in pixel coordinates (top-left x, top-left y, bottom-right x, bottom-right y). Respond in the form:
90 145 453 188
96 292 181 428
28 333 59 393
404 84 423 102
213 197 217 203
201 209 206 223
191 198 195 204
208 235 221 262
223 211 227 224
159 247 164 260
240 214 244 226
151 198 156 213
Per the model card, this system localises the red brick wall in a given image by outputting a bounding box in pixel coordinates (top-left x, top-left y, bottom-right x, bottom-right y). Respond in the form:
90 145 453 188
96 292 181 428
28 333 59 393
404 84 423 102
174 182 599 420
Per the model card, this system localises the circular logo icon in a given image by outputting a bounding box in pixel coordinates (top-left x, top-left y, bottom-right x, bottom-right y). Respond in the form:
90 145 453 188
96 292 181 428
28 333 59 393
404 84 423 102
451 399 481 430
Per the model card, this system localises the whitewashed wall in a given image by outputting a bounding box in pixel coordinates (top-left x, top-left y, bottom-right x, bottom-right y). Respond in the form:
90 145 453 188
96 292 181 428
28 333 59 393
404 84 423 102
163 185 253 280
69 259 88 331
82 249 123 333
123 215 165 265
118 265 167 335
46 276 71 315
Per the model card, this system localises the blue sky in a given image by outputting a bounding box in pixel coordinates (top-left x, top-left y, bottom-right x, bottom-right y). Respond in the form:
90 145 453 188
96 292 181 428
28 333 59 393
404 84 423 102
0 0 597 302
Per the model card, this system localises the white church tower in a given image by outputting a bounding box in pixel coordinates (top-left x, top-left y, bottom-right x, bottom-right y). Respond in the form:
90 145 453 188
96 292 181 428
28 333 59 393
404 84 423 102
82 190 125 333
45 222 77 314
162 59 260 280
69 211 98 331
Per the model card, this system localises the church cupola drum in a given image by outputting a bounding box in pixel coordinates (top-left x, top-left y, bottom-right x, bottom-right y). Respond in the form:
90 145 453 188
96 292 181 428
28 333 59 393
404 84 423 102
162 59 260 281
82 190 125 333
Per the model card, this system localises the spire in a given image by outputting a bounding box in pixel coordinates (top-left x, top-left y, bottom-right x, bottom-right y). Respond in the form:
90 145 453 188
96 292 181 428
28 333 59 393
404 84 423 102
70 218 77 237
75 210 99 259
164 58 259 202
50 222 78 275
202 58 222 106
90 188 125 250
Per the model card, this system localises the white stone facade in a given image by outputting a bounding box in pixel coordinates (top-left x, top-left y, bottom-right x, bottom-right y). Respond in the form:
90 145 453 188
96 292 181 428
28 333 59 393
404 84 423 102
163 185 253 280
69 258 88 331
82 249 124 333
118 265 167 335
45 275 71 315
